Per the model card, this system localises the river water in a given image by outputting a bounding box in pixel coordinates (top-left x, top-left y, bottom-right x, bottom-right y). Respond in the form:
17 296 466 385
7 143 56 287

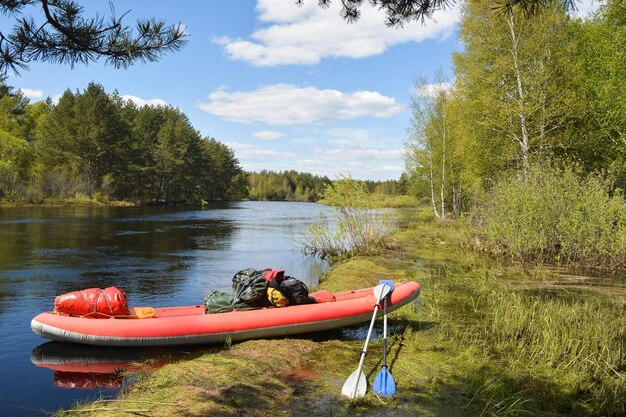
0 202 330 417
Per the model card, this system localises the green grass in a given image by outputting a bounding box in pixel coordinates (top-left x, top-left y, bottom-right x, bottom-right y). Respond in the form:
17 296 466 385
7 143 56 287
420 263 626 415
0 197 135 207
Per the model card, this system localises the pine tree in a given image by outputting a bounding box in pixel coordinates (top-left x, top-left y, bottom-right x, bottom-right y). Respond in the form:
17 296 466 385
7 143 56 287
0 0 186 74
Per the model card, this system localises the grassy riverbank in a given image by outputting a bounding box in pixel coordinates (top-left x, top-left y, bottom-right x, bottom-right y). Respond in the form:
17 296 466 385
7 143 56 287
57 210 626 417
0 196 136 207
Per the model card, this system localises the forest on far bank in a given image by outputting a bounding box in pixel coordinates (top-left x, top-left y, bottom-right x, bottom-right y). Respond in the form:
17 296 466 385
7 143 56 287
0 81 239 204
0 81 405 205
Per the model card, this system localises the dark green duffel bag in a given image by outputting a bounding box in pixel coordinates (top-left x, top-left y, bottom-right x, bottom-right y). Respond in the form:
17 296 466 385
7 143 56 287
231 268 272 310
233 275 270 310
204 290 234 314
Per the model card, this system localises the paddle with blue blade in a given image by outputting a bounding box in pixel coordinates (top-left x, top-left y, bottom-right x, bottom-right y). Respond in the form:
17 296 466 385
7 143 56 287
373 279 396 396
341 283 392 399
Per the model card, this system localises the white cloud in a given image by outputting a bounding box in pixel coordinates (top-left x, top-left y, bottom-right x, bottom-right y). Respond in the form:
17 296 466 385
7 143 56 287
197 84 403 125
320 148 404 160
20 88 44 100
570 0 601 18
325 127 402 150
287 128 405 177
294 158 403 179
215 0 460 66
226 142 297 159
253 130 286 140
228 127 405 180
412 82 453 98
122 95 168 107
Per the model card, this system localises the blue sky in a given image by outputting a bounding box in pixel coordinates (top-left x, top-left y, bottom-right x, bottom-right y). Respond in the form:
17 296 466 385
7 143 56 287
5 0 598 181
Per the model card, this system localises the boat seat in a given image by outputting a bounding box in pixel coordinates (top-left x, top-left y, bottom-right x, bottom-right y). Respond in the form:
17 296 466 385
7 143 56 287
130 307 156 319
310 290 336 303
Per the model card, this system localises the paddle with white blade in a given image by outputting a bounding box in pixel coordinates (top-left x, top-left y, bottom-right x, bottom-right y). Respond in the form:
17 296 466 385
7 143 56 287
373 279 396 396
341 283 392 399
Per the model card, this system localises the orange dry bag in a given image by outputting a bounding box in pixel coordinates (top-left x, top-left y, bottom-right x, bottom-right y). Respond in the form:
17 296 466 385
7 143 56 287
54 287 129 318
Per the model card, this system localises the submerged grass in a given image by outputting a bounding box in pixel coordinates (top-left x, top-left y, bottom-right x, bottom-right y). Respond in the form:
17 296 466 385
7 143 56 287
56 209 626 416
410 215 626 416
423 264 626 416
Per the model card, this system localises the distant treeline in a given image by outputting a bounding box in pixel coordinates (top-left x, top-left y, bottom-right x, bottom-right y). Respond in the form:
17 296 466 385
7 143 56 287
0 81 240 204
233 170 407 202
242 170 330 202
362 176 410 195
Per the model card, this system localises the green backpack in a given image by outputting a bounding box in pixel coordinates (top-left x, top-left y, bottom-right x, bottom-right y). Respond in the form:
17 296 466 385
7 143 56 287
204 290 234 314
232 268 264 295
205 268 272 314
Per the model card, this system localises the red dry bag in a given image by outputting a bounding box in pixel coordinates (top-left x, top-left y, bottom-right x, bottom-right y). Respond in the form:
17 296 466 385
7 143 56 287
54 287 129 318
262 269 285 285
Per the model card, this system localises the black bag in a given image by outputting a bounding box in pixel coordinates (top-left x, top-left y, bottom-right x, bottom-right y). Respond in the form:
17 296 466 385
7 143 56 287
232 268 271 310
233 268 262 295
273 277 315 306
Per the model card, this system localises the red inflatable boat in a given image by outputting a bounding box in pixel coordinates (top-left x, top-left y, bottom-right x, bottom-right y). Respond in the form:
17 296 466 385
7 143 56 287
31 281 420 347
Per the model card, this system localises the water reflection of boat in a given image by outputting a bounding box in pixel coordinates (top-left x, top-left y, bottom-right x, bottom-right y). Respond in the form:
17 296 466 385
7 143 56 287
30 341 204 389
52 371 125 389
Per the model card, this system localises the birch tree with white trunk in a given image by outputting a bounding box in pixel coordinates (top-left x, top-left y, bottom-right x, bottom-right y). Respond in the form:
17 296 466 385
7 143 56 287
405 71 454 219
453 0 580 184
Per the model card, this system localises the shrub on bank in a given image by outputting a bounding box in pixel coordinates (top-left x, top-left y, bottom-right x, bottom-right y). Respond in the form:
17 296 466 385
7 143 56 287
463 164 626 267
301 177 394 259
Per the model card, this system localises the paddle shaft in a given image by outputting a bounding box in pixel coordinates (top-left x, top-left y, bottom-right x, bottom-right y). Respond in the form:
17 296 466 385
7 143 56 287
352 301 381 398
383 297 388 367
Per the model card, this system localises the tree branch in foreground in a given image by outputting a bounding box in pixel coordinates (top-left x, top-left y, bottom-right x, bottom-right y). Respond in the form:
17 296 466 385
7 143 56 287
0 0 187 74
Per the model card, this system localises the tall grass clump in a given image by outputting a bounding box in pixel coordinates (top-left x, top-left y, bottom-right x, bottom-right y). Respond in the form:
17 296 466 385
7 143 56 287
462 164 626 267
301 177 394 259
421 263 626 415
